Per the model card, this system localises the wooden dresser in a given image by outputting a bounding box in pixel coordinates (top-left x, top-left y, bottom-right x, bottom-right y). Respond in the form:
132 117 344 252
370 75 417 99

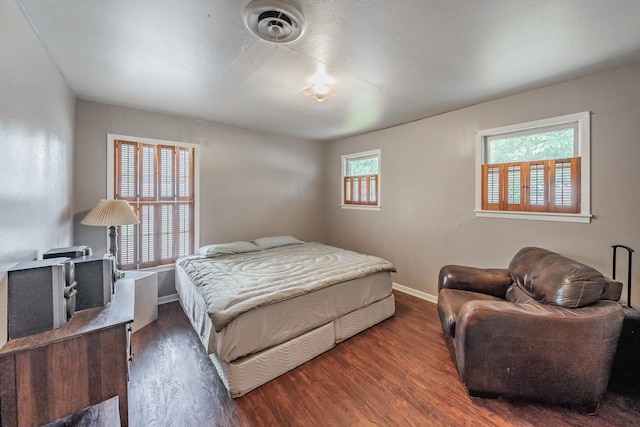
0 280 134 427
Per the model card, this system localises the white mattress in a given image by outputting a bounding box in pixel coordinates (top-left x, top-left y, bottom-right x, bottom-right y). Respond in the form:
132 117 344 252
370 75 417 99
176 264 392 362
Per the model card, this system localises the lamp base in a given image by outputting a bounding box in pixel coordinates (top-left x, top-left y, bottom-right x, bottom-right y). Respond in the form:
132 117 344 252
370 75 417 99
108 225 126 280
108 225 118 259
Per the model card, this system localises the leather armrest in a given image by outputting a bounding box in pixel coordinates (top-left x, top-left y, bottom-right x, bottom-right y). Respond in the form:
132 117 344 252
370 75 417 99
438 265 511 298
602 277 623 301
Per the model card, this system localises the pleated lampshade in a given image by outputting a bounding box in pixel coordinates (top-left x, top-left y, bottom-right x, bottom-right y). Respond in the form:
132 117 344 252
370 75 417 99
81 199 140 227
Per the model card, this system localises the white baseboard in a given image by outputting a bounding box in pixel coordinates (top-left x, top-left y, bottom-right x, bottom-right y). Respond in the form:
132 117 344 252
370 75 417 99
158 293 179 305
392 282 438 304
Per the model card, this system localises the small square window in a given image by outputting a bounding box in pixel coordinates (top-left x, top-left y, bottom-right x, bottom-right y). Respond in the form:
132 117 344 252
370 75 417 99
341 149 381 209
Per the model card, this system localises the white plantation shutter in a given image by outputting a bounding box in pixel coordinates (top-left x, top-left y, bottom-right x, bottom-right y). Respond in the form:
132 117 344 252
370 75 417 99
482 165 501 210
160 204 173 261
140 204 155 265
178 204 191 255
555 163 572 205
550 157 580 213
119 223 135 265
141 145 155 198
529 163 546 207
160 146 173 198
114 140 195 269
369 175 377 203
119 142 136 198
506 164 522 208
178 148 191 197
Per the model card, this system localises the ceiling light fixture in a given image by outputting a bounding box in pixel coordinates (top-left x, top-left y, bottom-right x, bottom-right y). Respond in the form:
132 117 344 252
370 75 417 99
302 83 337 102
243 0 305 44
302 70 337 102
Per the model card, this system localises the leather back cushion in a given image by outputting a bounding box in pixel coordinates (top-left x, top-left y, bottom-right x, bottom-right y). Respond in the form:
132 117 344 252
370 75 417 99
507 247 606 308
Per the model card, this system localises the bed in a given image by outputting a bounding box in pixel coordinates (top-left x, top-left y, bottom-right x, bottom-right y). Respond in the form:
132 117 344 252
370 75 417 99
175 236 396 397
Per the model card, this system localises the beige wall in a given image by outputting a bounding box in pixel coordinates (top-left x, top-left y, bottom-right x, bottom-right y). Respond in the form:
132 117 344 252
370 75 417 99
73 100 326 296
0 0 75 346
325 63 640 307
3 0 639 326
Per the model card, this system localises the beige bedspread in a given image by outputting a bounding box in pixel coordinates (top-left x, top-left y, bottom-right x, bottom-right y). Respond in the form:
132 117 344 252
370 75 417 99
178 242 395 332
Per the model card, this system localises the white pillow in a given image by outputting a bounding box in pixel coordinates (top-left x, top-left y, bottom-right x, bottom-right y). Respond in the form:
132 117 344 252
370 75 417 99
197 241 260 258
251 235 304 250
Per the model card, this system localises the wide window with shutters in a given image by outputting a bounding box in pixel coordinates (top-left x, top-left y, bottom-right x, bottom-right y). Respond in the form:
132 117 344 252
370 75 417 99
109 135 198 270
475 112 591 223
341 149 381 209
481 158 580 213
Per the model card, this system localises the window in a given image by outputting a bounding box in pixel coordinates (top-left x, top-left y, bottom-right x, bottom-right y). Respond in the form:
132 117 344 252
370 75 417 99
475 112 591 223
342 149 381 208
107 134 199 269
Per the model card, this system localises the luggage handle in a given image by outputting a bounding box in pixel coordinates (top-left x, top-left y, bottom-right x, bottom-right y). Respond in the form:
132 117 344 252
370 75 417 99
612 244 634 308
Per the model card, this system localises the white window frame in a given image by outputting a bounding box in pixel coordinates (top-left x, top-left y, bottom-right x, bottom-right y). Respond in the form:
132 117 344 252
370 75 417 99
475 111 591 223
341 149 381 210
107 133 200 271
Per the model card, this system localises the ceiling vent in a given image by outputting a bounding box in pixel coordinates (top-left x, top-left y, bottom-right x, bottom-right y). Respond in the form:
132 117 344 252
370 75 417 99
243 0 305 44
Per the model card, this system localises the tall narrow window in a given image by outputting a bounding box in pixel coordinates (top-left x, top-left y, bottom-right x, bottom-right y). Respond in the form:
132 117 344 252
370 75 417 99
111 136 197 269
342 149 381 208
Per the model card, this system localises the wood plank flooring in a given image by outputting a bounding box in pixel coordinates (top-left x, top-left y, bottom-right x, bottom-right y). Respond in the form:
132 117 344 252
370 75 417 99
129 291 640 426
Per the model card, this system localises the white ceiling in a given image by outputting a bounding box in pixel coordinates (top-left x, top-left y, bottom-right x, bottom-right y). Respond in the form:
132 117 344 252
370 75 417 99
18 0 640 141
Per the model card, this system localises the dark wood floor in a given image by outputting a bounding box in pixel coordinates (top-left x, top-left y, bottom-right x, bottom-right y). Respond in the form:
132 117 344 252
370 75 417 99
129 291 640 426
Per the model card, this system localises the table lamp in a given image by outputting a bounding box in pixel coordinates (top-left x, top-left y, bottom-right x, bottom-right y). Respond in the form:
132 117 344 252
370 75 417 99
81 199 140 268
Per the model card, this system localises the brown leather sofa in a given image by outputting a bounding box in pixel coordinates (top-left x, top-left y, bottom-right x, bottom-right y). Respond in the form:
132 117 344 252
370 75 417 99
437 247 624 413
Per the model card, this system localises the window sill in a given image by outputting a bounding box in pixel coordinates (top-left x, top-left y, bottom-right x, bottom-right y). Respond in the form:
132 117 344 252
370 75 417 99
125 264 176 274
474 210 592 223
341 204 381 211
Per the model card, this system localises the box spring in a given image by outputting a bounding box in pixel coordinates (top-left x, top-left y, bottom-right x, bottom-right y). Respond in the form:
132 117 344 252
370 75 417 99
208 294 395 398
